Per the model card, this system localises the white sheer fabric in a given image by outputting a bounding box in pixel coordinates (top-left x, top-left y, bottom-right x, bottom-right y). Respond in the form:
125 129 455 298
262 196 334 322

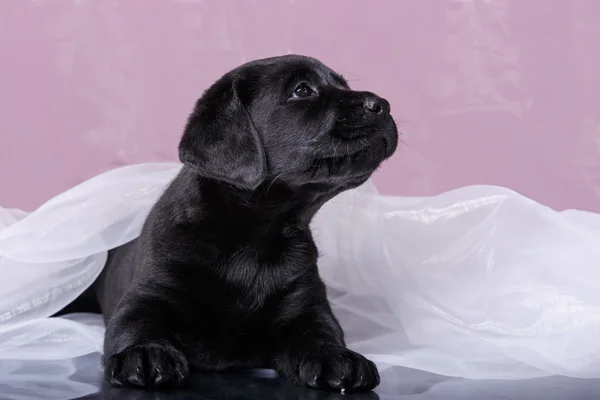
2 163 600 380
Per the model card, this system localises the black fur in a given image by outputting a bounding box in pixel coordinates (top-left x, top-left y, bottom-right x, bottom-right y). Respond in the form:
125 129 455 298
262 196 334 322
69 54 398 392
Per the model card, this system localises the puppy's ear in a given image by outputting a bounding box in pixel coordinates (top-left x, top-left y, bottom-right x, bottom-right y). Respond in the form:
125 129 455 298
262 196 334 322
178 76 267 190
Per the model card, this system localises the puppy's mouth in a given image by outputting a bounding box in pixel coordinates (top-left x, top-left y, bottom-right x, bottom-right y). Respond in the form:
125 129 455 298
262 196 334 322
316 134 376 160
321 123 395 157
310 114 398 167
321 133 392 164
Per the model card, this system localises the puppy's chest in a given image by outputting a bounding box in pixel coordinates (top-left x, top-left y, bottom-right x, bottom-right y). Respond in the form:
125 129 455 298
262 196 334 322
182 226 318 343
225 225 318 294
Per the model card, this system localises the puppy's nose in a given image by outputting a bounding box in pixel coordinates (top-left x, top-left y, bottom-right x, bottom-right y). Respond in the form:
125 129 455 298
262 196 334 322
363 95 389 116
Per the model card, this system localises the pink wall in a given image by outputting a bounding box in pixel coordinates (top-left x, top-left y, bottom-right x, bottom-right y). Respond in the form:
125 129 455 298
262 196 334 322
1 0 599 212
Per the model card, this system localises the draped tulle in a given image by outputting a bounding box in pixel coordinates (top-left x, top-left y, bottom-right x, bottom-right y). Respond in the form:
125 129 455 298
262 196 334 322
2 163 600 380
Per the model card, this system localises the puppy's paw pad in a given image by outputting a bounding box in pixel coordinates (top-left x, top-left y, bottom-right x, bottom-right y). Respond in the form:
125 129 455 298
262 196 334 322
296 348 380 392
105 344 189 388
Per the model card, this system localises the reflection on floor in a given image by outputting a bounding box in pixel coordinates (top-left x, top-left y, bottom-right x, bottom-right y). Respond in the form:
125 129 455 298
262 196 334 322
0 353 598 400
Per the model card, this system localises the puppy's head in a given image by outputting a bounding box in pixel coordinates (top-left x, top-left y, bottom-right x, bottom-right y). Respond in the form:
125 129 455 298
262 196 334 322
179 55 398 193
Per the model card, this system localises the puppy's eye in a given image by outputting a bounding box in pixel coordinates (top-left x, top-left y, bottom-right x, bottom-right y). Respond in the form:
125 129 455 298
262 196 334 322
291 83 315 99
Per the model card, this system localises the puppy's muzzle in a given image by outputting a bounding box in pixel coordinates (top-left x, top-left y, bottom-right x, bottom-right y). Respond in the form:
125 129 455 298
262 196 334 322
334 91 392 142
340 90 390 119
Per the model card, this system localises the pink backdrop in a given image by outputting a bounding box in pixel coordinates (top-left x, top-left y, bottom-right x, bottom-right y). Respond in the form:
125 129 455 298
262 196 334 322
1 0 599 212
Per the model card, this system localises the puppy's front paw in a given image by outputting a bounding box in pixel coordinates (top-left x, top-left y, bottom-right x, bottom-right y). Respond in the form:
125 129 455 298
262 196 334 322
105 343 189 389
284 347 380 392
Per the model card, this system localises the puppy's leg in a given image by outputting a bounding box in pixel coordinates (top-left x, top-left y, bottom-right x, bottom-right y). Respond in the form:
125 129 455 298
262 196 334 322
103 289 190 389
274 303 380 392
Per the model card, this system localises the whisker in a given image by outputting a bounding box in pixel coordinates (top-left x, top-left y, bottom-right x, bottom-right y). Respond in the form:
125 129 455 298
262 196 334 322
397 130 408 146
264 174 282 197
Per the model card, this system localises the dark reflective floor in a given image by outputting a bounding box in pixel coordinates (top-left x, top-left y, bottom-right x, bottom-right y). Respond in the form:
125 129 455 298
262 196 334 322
1 353 599 400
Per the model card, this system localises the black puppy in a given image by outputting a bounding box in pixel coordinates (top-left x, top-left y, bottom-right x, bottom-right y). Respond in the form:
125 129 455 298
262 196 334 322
87 54 398 392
